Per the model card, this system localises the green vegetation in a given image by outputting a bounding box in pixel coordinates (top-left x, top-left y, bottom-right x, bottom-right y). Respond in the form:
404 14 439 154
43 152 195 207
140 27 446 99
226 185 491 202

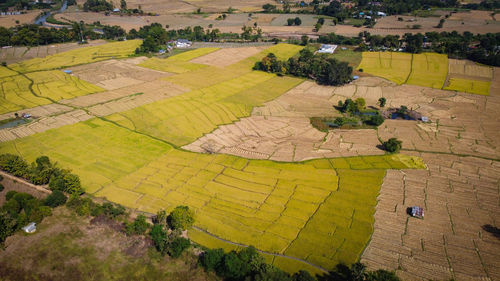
254 48 353 86
382 138 403 153
0 154 83 194
169 205 195 230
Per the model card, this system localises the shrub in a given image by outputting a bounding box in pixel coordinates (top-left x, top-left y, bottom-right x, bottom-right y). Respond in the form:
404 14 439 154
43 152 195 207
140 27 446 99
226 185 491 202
167 237 191 258
383 138 402 153
44 190 67 207
126 214 150 235
0 184 3 192
5 190 17 201
150 224 168 254
378 97 386 107
168 206 195 230
366 114 384 126
0 154 28 177
201 248 225 272
0 211 16 244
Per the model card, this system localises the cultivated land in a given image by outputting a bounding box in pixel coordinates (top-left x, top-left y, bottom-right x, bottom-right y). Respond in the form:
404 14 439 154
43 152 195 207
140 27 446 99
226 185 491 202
0 40 499 280
358 52 493 95
53 9 500 37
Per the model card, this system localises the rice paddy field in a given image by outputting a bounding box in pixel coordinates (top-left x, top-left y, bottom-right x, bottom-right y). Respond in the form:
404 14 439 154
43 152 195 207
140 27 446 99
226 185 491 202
357 52 492 94
0 40 141 115
0 42 431 274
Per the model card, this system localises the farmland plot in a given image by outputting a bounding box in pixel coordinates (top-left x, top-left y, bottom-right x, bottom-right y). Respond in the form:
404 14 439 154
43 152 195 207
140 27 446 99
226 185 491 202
0 71 104 115
138 48 219 74
406 53 448 89
361 153 500 281
9 40 142 73
357 52 412 85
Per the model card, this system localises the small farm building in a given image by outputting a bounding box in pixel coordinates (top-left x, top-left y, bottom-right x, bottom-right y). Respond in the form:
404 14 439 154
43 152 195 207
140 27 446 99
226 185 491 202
63 70 72 74
318 44 337 54
176 39 192 48
113 8 120 12
22 222 37 233
410 206 424 218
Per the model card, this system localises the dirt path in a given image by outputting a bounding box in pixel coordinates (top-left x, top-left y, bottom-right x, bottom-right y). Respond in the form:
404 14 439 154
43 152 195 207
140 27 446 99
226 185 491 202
192 226 329 273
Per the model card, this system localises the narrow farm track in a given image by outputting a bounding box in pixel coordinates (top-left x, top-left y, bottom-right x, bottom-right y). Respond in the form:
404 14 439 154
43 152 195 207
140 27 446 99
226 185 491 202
191 226 329 273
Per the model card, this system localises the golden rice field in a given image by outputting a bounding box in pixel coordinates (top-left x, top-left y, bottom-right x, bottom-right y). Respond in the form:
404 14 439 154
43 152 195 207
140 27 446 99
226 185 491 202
444 77 491 95
358 52 450 90
406 53 448 89
9 40 142 73
357 52 412 85
0 117 425 273
0 70 104 114
0 42 428 274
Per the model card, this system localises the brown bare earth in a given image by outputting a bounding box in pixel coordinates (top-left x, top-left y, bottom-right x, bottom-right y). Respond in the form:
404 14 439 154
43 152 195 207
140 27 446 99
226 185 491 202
361 153 500 281
183 81 384 161
0 171 50 206
189 46 267 67
0 11 39 28
70 58 170 90
0 40 107 65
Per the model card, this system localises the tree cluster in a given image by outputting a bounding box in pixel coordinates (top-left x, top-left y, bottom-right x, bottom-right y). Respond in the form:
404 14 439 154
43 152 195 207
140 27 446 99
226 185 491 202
254 49 353 86
83 0 113 12
149 206 194 257
382 138 402 153
336 98 385 127
66 194 126 217
0 154 83 194
0 191 63 244
287 17 302 26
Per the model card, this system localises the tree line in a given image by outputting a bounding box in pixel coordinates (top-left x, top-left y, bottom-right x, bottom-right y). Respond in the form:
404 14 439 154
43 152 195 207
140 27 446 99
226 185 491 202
0 154 83 195
316 31 500 67
254 48 353 86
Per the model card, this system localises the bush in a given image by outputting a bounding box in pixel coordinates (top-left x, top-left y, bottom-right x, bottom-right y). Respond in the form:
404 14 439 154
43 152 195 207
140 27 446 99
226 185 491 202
49 173 83 195
0 154 28 177
5 190 17 201
378 97 386 107
126 214 150 235
201 248 225 272
383 138 402 153
167 237 191 258
44 190 67 207
168 205 195 230
0 184 3 192
366 114 384 126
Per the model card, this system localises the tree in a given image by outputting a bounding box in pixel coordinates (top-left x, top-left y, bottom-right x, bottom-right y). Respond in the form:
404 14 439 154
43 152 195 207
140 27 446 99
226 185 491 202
44 190 67 207
120 0 126 10
294 17 302 26
301 35 309 45
0 211 16 244
200 248 225 272
168 205 195 230
262 3 276 12
378 97 386 107
167 237 191 258
382 138 402 153
126 214 150 235
355 98 366 111
366 114 384 126
154 209 167 226
221 252 244 279
287 18 295 26
150 224 168 254
292 270 316 281
315 23 322 31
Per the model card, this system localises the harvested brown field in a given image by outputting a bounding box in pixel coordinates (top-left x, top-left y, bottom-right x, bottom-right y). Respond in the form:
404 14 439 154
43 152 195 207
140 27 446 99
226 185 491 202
0 40 107 64
189 46 267 67
183 115 383 161
70 58 171 90
361 153 500 280
448 59 493 80
0 11 39 28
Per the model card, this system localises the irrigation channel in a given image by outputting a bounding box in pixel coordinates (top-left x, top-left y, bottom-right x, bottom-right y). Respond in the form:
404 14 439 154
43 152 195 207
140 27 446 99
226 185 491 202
34 0 68 27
